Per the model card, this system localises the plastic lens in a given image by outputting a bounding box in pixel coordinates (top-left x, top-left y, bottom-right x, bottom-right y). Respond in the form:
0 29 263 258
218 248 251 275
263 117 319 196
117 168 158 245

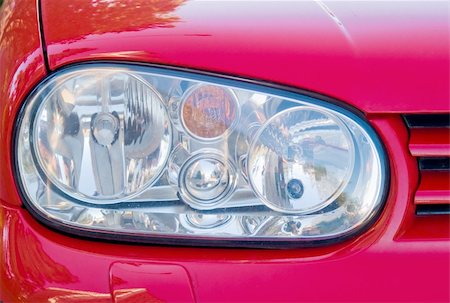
32 71 171 202
16 64 387 245
181 85 238 140
179 152 236 209
248 107 354 213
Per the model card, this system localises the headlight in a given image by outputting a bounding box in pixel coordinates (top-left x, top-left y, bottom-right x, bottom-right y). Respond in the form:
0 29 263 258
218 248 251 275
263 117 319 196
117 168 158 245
15 64 388 247
31 72 171 202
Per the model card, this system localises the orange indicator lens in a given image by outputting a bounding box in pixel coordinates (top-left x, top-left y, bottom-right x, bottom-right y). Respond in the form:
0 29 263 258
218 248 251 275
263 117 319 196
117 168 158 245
182 85 237 139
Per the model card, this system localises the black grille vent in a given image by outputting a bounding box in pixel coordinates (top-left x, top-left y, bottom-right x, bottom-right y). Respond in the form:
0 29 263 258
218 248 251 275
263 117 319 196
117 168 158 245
404 114 450 216
404 114 450 128
416 205 450 216
419 157 450 171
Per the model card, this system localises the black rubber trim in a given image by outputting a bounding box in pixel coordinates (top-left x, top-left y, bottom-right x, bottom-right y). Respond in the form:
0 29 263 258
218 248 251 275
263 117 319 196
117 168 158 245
12 61 391 249
36 0 50 72
404 114 450 128
419 157 450 171
416 204 450 216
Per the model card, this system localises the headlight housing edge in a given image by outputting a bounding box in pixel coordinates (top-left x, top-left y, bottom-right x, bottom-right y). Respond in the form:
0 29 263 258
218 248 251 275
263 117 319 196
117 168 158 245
13 62 390 248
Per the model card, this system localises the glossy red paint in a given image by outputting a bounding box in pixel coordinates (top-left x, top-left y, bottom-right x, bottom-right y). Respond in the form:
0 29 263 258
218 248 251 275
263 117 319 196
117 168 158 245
110 263 195 302
409 128 450 157
415 170 450 205
1 0 450 302
41 1 449 113
0 0 47 207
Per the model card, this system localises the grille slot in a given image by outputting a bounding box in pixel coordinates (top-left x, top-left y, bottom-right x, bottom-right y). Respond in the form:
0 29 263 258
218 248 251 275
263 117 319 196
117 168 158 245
404 114 450 215
419 157 450 170
416 205 450 216
404 114 450 128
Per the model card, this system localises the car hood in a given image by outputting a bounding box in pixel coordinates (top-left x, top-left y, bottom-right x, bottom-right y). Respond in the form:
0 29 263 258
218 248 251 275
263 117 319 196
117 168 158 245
41 0 449 113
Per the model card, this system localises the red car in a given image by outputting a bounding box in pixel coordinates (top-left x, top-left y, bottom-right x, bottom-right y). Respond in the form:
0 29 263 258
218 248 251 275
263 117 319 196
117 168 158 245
1 0 449 302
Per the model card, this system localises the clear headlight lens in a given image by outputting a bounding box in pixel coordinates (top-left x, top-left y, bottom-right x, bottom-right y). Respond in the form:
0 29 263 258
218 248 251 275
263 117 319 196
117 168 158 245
248 107 354 214
32 72 171 202
179 151 237 210
15 64 388 246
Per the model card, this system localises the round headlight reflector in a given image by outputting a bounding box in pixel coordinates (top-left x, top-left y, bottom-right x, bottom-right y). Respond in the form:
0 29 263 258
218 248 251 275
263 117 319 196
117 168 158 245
248 107 354 214
32 71 171 202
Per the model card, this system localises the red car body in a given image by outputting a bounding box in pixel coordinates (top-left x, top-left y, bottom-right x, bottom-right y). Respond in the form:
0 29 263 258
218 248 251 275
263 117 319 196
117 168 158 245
1 0 449 302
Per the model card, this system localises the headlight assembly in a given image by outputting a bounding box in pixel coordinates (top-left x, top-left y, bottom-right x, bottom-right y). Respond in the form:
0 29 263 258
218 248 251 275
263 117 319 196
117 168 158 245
15 64 388 247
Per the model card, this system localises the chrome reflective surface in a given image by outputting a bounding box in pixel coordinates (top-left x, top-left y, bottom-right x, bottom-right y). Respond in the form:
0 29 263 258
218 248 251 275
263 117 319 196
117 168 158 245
32 71 171 202
16 64 387 242
248 107 354 214
180 152 236 209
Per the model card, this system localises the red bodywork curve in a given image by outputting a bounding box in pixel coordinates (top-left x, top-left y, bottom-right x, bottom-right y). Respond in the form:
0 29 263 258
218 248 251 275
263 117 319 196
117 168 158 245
0 1 47 209
41 0 449 113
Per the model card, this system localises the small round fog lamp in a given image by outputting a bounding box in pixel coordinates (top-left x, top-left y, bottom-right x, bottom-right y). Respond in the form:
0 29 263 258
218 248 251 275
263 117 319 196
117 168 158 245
179 152 237 209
